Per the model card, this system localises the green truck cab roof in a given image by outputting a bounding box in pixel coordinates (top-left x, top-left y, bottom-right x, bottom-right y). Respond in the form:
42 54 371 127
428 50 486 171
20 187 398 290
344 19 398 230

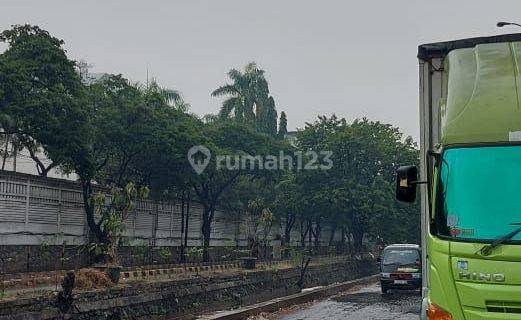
418 33 521 60
420 34 521 145
442 41 521 144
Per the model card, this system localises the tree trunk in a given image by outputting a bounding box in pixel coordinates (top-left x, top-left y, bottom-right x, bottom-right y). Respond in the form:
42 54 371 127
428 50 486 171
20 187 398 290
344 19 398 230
328 223 337 247
307 219 312 249
202 205 214 262
12 144 17 172
299 221 308 248
26 145 56 177
284 226 291 246
347 230 352 252
180 191 185 234
151 203 159 248
81 179 107 244
313 218 322 249
338 226 347 253
351 226 364 253
80 178 111 264
284 213 295 246
297 257 311 290
1 136 9 170
184 193 190 251
180 191 186 262
284 224 292 246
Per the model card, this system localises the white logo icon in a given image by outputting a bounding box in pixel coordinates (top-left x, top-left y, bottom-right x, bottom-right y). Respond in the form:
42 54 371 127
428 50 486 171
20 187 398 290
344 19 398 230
188 145 211 174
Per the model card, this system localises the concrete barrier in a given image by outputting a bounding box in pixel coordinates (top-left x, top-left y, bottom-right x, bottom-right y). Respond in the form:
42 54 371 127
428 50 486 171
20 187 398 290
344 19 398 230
0 255 352 291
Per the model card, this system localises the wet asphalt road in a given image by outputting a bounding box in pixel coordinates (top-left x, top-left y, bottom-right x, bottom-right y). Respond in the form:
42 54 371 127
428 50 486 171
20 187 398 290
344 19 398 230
273 282 421 320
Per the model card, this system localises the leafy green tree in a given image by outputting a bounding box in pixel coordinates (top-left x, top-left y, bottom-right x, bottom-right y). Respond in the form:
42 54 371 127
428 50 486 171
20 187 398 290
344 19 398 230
296 115 419 252
329 118 419 249
295 116 347 249
258 96 278 136
63 74 200 250
241 196 274 257
273 172 299 246
190 121 280 261
222 175 279 257
129 84 202 199
277 111 288 140
0 24 87 176
91 182 149 264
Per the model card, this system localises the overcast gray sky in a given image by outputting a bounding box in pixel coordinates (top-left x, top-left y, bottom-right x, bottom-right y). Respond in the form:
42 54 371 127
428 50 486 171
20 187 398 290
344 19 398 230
2 0 521 139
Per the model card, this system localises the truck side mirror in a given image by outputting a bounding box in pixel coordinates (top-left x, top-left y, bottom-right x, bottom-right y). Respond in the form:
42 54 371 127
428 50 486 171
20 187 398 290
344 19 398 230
396 165 418 202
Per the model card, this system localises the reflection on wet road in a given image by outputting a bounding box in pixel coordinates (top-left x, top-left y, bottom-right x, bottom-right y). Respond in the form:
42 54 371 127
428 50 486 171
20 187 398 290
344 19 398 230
273 283 421 320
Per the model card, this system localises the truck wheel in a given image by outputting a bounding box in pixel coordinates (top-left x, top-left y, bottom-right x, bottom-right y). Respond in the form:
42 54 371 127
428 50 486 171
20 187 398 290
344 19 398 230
381 283 389 294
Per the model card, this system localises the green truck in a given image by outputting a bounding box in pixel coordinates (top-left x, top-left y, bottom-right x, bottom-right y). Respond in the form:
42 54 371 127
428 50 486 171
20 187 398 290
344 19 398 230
396 33 521 320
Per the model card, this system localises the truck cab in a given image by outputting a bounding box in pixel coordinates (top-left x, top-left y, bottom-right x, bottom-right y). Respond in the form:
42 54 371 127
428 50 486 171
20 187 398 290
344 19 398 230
397 34 521 319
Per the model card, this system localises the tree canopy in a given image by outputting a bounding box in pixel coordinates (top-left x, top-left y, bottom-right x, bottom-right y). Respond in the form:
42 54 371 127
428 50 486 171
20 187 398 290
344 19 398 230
0 25 420 264
0 24 87 176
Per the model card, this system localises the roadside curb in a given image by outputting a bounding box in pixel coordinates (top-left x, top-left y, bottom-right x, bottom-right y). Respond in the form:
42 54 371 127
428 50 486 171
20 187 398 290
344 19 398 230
0 255 353 291
198 274 379 320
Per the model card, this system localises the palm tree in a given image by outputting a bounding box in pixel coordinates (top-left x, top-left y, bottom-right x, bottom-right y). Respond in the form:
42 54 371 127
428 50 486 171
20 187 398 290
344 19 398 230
212 62 268 123
141 79 190 112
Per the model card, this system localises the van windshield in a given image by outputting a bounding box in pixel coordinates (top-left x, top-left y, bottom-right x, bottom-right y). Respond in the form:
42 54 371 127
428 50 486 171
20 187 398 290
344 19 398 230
438 146 521 241
382 249 420 265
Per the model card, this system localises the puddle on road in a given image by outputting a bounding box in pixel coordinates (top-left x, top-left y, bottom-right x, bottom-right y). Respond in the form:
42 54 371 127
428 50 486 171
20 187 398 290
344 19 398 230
333 290 421 315
265 284 422 320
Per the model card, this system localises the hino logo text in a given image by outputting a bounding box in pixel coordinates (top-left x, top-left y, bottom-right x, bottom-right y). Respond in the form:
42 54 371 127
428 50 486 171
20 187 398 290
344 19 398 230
458 272 505 282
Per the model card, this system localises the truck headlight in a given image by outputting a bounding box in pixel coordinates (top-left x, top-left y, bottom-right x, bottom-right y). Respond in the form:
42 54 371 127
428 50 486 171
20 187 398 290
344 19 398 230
381 272 390 278
412 273 421 279
427 303 452 320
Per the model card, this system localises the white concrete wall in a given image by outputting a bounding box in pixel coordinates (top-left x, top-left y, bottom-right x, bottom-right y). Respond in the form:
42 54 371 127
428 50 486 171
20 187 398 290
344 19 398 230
0 171 335 248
